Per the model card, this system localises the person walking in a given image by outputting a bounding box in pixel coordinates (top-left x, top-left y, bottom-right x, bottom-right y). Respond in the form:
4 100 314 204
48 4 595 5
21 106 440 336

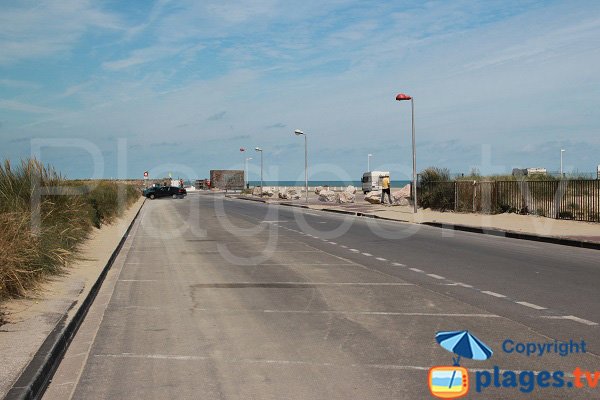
381 174 392 205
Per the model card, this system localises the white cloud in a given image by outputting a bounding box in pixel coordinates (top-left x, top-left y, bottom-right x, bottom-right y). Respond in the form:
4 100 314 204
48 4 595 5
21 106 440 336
2 0 599 177
0 0 121 64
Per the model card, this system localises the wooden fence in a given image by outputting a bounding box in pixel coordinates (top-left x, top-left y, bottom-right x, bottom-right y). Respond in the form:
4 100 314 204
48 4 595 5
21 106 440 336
419 180 600 222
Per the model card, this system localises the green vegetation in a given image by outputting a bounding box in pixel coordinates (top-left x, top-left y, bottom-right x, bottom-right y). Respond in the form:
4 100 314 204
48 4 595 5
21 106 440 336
0 159 140 300
417 166 600 222
418 167 454 211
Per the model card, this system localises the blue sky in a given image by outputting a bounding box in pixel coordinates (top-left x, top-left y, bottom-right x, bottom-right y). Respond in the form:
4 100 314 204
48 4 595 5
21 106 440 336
1 0 599 181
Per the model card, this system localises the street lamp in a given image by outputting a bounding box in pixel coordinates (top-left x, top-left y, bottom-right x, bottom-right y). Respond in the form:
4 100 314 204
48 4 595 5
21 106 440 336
294 129 308 203
368 153 372 172
245 157 252 188
396 93 417 213
255 147 263 197
560 149 565 179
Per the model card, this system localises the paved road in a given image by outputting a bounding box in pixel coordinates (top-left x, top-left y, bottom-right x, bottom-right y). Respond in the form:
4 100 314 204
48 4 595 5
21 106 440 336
45 193 600 399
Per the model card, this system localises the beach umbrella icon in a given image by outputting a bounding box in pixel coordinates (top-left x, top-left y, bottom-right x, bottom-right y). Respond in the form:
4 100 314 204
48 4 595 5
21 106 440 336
435 330 493 366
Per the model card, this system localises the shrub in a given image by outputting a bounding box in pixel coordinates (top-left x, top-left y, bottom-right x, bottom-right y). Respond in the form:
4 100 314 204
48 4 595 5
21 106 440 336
418 167 454 211
558 211 574 220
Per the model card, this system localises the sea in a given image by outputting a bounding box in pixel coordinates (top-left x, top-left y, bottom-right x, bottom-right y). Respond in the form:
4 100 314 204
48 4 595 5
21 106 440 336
247 180 411 188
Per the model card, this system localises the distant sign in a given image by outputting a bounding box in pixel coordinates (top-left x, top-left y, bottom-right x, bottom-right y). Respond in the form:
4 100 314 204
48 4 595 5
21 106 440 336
210 170 244 190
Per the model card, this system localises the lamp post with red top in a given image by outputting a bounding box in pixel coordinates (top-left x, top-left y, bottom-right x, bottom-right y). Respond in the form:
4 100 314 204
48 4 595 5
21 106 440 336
395 93 417 213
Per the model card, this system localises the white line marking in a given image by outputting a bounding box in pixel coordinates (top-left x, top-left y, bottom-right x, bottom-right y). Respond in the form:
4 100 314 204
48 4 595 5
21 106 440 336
362 253 373 257
350 249 359 252
329 242 337 245
340 245 348 248
481 291 507 298
454 282 473 288
392 262 406 267
515 301 547 310
197 309 499 317
409 268 424 273
262 310 499 317
541 315 598 326
94 354 568 375
375 257 387 261
427 274 445 280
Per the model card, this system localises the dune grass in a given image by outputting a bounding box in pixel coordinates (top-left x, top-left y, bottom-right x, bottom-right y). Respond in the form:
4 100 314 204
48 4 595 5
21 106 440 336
0 159 140 300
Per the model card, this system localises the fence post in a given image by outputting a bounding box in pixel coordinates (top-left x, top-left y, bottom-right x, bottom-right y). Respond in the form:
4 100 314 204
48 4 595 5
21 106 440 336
454 181 457 212
472 181 477 212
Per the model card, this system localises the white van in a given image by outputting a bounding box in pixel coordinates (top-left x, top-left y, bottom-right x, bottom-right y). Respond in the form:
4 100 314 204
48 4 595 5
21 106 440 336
361 171 389 194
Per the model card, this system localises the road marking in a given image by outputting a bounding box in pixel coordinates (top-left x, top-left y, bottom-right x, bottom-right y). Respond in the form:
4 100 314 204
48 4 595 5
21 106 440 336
350 249 359 252
262 310 499 317
329 242 337 245
481 290 507 298
541 315 598 326
427 274 445 280
192 309 499 317
454 282 473 288
95 354 568 376
409 268 424 273
375 257 387 261
515 301 547 310
392 262 406 267
362 252 373 257
340 245 348 248
192 282 416 287
257 263 356 266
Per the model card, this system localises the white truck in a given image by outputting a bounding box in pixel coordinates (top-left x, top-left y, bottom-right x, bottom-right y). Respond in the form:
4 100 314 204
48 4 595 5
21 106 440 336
361 171 389 194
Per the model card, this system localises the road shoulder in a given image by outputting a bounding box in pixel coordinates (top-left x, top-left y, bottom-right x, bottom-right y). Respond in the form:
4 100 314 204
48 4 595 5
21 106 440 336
0 197 145 399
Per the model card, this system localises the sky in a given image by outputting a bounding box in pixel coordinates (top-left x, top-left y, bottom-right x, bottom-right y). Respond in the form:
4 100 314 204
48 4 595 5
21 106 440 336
1 0 599 181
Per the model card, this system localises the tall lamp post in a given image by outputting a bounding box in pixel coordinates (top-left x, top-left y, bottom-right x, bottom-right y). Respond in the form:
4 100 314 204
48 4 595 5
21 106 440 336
294 129 308 203
245 157 252 188
396 93 417 213
255 147 263 197
368 153 372 172
560 149 565 178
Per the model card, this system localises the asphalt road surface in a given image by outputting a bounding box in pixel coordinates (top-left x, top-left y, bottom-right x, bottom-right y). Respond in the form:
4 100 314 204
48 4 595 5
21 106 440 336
44 193 600 399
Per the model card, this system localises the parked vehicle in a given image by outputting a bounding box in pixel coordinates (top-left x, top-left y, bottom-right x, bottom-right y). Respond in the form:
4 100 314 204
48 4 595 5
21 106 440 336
361 171 390 194
143 186 187 199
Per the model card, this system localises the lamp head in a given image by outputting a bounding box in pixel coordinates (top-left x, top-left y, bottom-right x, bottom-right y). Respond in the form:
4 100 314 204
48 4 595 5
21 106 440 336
255 147 262 152
294 129 304 136
396 93 412 101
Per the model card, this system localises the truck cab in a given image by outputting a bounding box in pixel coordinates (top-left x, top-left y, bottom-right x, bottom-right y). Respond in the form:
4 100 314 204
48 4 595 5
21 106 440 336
361 171 390 194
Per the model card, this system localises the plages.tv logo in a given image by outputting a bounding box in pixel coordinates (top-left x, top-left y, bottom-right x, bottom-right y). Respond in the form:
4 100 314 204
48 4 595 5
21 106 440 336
429 330 493 399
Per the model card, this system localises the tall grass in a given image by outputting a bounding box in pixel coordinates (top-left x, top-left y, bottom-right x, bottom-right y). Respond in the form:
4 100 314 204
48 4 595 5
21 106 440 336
418 167 454 211
0 159 140 300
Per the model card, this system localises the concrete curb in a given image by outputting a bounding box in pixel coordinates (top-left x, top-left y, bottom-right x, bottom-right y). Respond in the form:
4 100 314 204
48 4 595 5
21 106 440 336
225 195 268 203
421 222 600 250
229 195 599 250
4 200 145 400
